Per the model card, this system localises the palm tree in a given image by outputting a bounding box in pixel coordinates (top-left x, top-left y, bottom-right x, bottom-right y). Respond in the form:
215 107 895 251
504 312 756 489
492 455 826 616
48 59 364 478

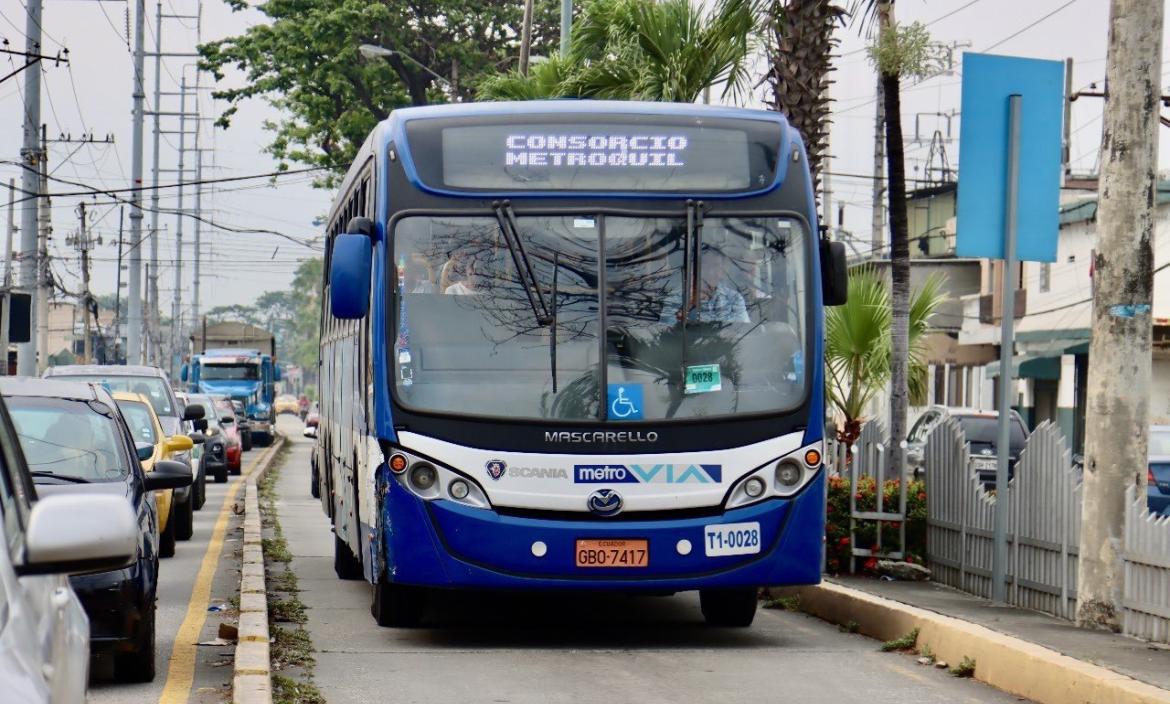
761 1 846 191
479 0 759 103
825 267 945 446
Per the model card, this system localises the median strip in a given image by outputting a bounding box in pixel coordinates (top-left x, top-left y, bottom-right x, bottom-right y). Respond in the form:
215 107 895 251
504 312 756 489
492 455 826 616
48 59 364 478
772 581 1170 704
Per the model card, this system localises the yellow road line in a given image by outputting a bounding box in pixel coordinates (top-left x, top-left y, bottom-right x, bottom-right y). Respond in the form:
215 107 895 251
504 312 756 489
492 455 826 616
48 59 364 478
157 445 274 704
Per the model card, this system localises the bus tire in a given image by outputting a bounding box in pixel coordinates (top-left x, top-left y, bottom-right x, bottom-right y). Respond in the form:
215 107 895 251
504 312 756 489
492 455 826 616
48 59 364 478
699 588 758 628
310 458 320 499
372 577 424 628
333 534 363 580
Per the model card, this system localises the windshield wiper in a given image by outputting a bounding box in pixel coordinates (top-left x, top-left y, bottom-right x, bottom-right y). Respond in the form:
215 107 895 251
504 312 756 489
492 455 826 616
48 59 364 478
492 201 553 326
28 471 90 484
680 199 705 372
492 200 559 393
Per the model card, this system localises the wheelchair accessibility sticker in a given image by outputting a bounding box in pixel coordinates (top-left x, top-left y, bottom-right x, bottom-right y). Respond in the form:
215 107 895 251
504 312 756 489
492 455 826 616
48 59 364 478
607 384 643 420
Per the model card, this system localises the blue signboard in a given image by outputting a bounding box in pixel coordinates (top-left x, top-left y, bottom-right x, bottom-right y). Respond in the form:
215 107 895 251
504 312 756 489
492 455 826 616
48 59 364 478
956 53 1064 263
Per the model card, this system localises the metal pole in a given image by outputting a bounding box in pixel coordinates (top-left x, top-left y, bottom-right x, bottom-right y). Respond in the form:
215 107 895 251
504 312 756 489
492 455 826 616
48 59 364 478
79 203 92 364
992 94 1022 605
4 180 14 288
519 0 535 76
560 0 571 56
17 0 43 376
114 206 124 362
192 105 202 329
127 0 147 365
0 180 12 376
147 1 163 366
172 76 187 379
36 125 50 374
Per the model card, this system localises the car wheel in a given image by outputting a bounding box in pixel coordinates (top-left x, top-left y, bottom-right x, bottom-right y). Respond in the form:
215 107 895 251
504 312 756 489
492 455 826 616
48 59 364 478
194 464 207 510
174 494 194 541
215 466 228 483
310 460 320 499
699 588 758 628
372 575 424 628
334 534 363 580
159 514 176 558
114 598 156 682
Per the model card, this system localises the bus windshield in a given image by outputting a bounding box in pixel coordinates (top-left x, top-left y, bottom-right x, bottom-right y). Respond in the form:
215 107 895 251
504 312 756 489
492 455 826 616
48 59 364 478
392 213 808 422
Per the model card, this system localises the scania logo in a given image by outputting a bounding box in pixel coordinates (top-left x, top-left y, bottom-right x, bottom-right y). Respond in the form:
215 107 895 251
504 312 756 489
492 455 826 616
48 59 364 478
587 489 623 517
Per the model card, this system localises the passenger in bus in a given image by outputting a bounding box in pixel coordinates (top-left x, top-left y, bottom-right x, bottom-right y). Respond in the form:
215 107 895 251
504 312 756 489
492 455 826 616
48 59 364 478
403 254 436 293
658 246 750 324
442 253 482 295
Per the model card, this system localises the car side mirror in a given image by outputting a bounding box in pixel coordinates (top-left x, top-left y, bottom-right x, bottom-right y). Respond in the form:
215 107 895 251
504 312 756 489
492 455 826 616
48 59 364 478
820 239 848 306
330 219 374 320
17 494 137 576
180 364 189 382
165 434 194 453
182 404 205 421
144 459 193 491
220 415 234 424
303 425 317 439
136 442 154 462
193 418 208 433
188 432 206 445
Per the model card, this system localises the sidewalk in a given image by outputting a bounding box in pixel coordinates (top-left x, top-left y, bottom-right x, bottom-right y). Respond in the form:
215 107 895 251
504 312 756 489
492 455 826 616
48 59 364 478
777 576 1170 704
835 577 1170 693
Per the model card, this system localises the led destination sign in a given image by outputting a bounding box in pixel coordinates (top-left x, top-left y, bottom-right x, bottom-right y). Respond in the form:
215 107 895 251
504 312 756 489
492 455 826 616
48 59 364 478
406 116 783 193
503 133 689 168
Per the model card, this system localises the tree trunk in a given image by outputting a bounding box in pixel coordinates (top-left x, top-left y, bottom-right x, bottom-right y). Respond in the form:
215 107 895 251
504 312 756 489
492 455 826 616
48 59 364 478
880 1 911 479
1077 0 1163 631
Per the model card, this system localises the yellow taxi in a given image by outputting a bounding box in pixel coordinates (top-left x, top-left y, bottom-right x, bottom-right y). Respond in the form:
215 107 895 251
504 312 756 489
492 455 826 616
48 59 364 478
113 391 194 558
274 394 300 416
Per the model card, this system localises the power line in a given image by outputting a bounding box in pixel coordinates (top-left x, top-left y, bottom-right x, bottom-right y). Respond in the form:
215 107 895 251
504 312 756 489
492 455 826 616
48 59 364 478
982 0 1081 53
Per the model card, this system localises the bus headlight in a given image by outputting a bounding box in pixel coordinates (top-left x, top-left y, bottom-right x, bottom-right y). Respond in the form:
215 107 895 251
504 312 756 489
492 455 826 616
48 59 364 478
388 448 492 510
724 441 823 510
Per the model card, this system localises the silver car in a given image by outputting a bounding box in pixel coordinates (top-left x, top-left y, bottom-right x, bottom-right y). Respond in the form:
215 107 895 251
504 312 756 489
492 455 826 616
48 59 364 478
0 390 138 702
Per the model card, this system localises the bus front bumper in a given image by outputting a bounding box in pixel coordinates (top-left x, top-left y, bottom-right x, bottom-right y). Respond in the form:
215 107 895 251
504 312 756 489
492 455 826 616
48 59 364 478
376 472 824 591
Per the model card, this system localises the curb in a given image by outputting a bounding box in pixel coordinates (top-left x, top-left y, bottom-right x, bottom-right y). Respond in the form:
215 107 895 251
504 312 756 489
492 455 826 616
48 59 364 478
770 582 1170 704
232 436 285 704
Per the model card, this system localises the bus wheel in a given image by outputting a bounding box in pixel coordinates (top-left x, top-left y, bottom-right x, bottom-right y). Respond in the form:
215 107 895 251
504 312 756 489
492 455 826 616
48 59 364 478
699 588 758 628
372 577 424 628
333 534 363 580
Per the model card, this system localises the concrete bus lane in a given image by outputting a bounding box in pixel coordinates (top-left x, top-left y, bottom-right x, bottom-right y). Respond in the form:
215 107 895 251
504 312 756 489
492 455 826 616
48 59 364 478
88 442 278 704
273 421 1029 704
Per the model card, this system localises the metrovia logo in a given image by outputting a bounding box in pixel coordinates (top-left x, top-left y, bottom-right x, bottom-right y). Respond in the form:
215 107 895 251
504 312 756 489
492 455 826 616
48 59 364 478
573 464 722 484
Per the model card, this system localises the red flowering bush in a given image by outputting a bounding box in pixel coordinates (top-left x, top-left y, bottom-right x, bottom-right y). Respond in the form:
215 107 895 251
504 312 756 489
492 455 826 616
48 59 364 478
825 473 927 574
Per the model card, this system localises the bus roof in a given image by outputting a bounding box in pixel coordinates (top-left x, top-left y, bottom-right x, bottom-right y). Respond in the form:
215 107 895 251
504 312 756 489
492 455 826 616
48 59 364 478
384 100 791 126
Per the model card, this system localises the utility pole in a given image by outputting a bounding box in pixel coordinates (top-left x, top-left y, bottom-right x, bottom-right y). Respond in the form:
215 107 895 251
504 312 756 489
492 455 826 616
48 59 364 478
1078 0 1164 631
36 125 50 374
17 0 43 376
1 180 15 375
560 0 571 55
114 206 124 363
519 0 535 75
171 75 188 379
127 0 147 365
871 77 886 257
71 203 96 364
192 117 203 327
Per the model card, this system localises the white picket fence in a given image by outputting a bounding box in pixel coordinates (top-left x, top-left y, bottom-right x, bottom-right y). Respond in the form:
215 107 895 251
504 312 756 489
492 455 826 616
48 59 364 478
922 418 1170 642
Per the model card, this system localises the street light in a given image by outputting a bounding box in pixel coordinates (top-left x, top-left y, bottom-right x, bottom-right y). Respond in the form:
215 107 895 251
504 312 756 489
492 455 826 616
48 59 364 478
358 43 452 92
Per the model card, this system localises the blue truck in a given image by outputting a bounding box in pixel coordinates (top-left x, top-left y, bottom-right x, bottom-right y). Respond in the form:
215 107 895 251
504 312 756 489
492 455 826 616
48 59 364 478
182 338 281 446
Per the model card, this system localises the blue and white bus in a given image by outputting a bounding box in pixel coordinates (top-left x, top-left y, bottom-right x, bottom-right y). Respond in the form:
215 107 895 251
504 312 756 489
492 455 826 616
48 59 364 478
315 100 847 628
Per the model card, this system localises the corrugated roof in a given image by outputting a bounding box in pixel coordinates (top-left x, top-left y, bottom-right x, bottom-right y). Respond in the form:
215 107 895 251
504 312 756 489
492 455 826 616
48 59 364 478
1059 180 1170 226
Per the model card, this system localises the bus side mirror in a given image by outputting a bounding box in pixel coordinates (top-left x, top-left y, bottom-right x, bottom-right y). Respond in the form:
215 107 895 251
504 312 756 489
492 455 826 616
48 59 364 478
821 240 848 306
331 219 374 320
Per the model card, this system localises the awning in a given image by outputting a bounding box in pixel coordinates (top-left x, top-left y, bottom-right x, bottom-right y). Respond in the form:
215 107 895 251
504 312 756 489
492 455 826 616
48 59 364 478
985 338 1089 379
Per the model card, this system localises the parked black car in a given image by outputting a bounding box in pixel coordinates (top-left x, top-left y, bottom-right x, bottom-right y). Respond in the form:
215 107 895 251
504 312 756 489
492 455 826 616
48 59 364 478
181 393 230 483
42 364 206 528
906 405 1029 488
0 377 191 682
231 399 253 451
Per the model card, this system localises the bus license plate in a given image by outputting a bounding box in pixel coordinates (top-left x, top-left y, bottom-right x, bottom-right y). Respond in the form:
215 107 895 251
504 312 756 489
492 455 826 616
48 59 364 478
704 522 762 557
575 539 649 568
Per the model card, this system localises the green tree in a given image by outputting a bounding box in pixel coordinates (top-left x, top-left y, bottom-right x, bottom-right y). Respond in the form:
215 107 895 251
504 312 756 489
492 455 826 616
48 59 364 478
480 0 759 103
199 0 560 183
824 267 945 446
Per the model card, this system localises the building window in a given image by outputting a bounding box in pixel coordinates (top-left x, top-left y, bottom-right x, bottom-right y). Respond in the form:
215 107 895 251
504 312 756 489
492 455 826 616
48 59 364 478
1040 262 1051 293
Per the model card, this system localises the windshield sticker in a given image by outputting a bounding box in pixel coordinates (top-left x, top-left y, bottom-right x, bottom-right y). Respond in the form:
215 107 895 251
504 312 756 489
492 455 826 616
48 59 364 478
685 364 722 394
574 464 722 484
607 384 643 420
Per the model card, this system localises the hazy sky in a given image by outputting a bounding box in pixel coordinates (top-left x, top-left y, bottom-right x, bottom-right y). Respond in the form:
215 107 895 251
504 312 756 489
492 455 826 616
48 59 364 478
2 0 1168 315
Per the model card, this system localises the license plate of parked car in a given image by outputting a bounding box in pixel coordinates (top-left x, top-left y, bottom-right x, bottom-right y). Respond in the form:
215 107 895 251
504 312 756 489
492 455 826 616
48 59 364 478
575 539 649 567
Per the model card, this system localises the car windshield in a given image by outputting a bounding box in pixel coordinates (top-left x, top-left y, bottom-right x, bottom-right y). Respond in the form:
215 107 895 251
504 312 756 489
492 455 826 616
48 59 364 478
960 415 1027 448
392 213 808 421
7 396 128 481
116 399 158 445
202 363 258 381
53 374 175 418
189 397 221 428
